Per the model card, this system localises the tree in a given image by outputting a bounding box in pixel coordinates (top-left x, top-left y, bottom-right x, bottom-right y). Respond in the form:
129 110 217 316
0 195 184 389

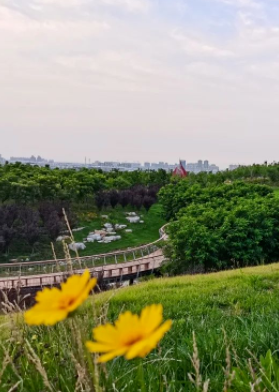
143 195 155 212
109 190 119 209
119 190 132 208
165 196 279 275
132 194 143 210
95 192 106 211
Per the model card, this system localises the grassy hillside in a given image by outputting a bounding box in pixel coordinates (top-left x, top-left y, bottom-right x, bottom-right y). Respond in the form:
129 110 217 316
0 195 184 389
4 263 279 391
1 204 165 262
92 263 279 390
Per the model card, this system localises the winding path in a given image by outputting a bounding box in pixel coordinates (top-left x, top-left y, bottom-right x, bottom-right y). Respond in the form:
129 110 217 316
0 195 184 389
0 225 169 290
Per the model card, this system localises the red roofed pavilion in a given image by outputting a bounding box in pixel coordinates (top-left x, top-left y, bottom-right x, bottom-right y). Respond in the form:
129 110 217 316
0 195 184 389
172 161 188 178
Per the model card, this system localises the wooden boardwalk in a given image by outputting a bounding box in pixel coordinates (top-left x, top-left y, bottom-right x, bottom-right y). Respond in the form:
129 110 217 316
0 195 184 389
0 250 164 290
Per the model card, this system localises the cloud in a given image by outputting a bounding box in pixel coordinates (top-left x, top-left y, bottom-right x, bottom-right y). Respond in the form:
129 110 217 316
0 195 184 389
0 4 110 36
215 0 263 9
170 29 235 58
2 0 279 166
101 0 150 12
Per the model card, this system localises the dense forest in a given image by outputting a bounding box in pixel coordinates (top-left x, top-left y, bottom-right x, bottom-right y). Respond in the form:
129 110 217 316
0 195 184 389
2 161 279 264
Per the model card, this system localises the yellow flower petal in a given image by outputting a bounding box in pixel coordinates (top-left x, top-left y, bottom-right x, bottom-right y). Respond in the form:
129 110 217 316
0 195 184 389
98 347 128 363
93 324 119 345
126 319 172 360
24 270 96 326
86 341 112 353
140 304 163 335
24 306 68 326
86 304 172 362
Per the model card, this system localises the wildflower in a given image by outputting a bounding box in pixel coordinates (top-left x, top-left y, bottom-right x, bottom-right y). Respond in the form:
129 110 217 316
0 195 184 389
24 270 96 326
86 304 172 363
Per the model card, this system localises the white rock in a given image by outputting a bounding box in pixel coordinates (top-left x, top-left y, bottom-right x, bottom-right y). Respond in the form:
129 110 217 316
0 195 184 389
72 227 85 232
56 235 70 242
68 242 86 251
101 215 109 219
125 229 133 233
87 238 95 243
106 227 114 233
127 212 137 216
104 223 113 229
140 220 144 223
126 216 140 223
103 237 113 243
88 234 102 241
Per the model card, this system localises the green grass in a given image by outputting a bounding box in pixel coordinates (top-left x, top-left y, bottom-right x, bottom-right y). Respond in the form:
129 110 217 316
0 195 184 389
3 263 279 391
71 204 165 257
273 187 279 198
0 204 165 263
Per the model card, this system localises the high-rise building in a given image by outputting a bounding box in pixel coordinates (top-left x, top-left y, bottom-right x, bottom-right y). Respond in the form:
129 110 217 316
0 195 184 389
180 160 186 169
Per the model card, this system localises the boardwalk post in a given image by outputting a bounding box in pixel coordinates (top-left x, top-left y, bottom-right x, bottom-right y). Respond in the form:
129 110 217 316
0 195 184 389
152 258 155 273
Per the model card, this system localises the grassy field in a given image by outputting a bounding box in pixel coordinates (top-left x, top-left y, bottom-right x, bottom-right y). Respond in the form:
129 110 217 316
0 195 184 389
3 263 279 391
71 203 165 257
1 204 165 262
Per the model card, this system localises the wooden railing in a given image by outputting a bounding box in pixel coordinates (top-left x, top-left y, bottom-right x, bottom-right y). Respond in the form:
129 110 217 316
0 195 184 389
0 253 164 289
0 224 169 278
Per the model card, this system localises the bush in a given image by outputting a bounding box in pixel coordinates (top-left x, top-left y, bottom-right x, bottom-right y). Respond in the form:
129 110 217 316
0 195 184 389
165 196 279 274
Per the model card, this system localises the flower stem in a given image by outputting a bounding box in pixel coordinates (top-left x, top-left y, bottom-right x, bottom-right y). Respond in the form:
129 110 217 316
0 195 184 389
137 360 147 392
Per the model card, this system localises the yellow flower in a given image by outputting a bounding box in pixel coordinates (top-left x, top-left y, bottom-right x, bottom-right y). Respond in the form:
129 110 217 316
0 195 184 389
24 270 97 326
86 304 172 363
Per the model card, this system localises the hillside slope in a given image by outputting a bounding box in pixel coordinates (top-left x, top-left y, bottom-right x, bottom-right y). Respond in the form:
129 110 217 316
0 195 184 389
92 263 279 390
4 263 279 391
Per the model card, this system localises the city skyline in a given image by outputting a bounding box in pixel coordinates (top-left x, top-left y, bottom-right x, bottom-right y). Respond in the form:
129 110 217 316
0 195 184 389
1 152 244 172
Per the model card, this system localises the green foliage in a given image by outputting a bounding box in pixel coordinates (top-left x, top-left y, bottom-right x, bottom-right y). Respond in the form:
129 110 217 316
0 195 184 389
0 163 171 205
165 196 279 273
159 180 273 221
232 350 279 391
159 177 279 274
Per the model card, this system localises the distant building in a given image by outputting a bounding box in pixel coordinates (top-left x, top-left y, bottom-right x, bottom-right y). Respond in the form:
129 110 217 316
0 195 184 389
9 155 51 165
173 161 188 178
186 160 219 174
0 154 5 165
180 160 186 169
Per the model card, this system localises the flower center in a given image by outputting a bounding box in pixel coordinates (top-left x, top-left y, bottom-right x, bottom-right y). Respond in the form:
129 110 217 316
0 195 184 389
59 297 75 310
125 334 142 346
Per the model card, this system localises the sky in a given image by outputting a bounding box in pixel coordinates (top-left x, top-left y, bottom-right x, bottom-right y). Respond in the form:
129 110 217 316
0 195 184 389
1 0 279 168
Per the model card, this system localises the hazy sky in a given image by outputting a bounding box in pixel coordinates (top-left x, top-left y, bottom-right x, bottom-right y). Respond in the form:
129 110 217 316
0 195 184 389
1 0 279 167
